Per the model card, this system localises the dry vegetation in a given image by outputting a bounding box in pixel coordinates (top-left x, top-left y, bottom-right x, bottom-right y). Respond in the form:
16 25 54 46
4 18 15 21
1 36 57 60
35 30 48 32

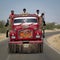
45 29 60 32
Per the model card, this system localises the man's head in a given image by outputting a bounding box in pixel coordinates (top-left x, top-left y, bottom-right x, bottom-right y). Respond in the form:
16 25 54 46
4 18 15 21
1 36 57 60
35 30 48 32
41 13 44 17
36 10 40 14
11 10 14 15
23 8 26 13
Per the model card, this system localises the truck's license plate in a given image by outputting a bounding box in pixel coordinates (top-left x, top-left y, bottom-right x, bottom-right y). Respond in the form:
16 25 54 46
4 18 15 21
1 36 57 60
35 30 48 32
23 44 29 48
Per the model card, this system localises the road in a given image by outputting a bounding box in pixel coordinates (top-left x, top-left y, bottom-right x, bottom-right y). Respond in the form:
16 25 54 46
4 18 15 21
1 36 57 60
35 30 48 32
0 31 60 60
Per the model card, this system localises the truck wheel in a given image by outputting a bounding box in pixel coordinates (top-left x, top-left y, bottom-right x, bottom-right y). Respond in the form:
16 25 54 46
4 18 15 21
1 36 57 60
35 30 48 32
38 43 43 53
16 45 20 53
8 44 12 53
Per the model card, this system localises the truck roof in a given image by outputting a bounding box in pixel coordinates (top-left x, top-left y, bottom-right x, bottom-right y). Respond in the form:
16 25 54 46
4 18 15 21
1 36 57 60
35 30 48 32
13 14 38 18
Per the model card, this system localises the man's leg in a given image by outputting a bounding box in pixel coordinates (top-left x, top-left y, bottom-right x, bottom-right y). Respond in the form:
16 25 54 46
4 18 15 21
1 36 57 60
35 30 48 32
6 30 9 37
43 29 45 38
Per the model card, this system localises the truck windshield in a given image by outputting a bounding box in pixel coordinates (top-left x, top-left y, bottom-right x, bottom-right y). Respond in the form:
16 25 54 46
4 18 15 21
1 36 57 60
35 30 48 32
14 19 37 23
14 17 38 25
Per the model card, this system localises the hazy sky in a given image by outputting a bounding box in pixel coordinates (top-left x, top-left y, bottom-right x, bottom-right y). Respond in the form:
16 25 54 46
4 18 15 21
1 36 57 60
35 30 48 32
0 0 60 24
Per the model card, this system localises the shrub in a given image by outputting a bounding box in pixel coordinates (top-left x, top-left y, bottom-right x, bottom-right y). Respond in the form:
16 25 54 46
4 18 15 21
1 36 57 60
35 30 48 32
0 20 6 33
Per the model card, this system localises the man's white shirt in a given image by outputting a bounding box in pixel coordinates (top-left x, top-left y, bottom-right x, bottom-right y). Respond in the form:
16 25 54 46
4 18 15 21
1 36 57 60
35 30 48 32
35 13 41 16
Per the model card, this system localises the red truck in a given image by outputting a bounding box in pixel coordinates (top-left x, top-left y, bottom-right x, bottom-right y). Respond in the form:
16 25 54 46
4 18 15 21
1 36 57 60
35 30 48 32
6 10 43 53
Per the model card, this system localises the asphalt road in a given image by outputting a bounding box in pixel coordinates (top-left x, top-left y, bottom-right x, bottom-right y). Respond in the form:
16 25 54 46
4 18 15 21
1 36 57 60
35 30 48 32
0 31 60 60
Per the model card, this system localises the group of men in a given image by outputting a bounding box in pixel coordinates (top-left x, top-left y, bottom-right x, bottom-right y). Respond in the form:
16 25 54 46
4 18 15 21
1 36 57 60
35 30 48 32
10 8 46 26
6 8 46 38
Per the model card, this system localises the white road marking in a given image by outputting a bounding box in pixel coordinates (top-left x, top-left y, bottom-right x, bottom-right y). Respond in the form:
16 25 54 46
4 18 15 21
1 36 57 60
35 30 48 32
6 54 10 60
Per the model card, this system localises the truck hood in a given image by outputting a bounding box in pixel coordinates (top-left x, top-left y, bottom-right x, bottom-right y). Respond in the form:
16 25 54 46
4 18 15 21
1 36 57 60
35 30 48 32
13 23 38 30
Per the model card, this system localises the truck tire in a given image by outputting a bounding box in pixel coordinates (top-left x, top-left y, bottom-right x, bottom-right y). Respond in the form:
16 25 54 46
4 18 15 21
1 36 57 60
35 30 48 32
38 43 43 53
8 44 16 53
16 45 20 53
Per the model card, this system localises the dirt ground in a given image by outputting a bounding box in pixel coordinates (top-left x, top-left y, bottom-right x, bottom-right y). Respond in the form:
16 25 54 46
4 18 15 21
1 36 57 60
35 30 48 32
47 34 60 52
0 33 7 42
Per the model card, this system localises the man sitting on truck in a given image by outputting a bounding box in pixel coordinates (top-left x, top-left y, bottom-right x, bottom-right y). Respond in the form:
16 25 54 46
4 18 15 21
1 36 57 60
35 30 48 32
9 10 15 19
23 8 26 13
36 10 41 16
22 8 28 15
9 10 15 24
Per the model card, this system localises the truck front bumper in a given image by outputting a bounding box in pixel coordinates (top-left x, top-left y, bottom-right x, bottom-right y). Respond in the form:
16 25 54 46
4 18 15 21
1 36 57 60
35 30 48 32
9 40 43 44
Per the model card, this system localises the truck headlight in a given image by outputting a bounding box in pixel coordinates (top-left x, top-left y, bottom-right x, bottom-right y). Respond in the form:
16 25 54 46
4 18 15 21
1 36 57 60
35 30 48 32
36 35 40 38
36 32 40 38
11 36 16 39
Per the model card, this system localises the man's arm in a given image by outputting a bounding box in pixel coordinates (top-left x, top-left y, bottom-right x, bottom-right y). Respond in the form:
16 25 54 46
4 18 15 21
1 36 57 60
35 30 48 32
43 20 46 26
5 19 9 27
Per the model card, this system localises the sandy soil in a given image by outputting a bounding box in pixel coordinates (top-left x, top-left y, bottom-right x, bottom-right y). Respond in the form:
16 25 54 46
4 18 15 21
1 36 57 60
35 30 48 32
47 34 60 52
45 29 60 33
0 33 7 42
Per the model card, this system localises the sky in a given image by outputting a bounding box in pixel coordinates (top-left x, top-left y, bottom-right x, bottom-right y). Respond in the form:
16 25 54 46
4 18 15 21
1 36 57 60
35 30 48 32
0 0 60 24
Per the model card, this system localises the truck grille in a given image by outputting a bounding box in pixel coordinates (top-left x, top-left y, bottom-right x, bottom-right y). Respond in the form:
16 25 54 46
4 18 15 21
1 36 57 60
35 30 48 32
19 29 33 38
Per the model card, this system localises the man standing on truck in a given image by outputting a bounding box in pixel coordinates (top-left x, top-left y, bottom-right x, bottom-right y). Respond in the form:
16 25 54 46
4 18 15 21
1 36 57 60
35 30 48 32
36 10 46 38
5 10 14 26
5 10 15 37
5 19 9 37
36 10 43 31
41 13 46 38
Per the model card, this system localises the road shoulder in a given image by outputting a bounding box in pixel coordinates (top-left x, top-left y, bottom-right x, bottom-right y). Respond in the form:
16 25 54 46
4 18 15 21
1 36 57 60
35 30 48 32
47 34 60 54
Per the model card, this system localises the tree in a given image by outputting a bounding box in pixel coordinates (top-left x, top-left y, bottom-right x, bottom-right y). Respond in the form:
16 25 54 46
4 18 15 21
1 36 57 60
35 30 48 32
46 22 55 30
